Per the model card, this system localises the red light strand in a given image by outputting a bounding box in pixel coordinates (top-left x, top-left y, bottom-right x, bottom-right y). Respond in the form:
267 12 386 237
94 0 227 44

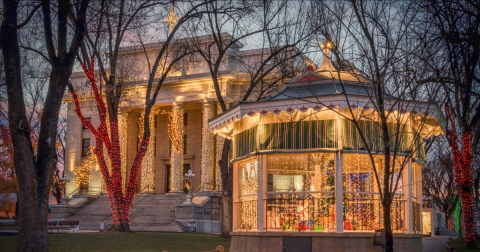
70 58 151 226
445 103 476 244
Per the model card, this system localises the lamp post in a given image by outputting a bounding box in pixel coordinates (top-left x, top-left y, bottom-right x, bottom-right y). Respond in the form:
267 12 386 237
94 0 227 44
59 175 71 205
183 170 195 204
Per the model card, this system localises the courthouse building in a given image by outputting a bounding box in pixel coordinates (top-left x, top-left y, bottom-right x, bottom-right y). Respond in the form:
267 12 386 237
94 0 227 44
63 33 309 198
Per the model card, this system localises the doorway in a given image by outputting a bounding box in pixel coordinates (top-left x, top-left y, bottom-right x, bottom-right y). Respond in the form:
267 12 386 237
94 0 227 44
423 211 431 235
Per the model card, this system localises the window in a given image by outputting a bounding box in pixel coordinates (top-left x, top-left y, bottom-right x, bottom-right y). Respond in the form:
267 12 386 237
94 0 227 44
183 135 187 154
82 138 90 157
265 153 336 232
342 153 404 232
83 118 91 130
184 113 188 126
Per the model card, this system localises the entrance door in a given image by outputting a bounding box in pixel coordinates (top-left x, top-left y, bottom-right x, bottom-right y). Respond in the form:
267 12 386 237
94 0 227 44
423 212 431 235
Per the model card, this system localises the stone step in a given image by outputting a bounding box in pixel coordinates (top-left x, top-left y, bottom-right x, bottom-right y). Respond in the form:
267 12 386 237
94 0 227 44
65 194 187 232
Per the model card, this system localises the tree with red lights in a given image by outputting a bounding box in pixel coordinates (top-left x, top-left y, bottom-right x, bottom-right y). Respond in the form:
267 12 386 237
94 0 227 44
68 2 214 231
419 1 480 248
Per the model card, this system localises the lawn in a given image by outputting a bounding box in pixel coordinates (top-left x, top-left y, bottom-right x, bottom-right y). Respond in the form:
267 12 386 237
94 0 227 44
448 238 480 252
0 232 231 252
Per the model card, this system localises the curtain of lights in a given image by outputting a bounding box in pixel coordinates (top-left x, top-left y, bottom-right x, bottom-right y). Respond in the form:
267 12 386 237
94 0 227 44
343 153 404 232
137 110 158 192
236 157 259 231
169 103 184 192
265 153 336 232
118 110 128 192
201 100 215 191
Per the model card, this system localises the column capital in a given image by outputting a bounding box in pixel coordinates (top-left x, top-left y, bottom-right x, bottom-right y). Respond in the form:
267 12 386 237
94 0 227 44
200 98 216 104
171 101 184 109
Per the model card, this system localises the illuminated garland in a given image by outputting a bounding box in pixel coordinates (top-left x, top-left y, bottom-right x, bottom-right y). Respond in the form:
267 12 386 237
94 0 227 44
118 111 128 192
74 147 96 186
74 165 92 186
201 100 215 191
138 110 158 191
161 109 182 153
169 104 184 192
454 200 462 234
70 58 151 227
445 103 476 244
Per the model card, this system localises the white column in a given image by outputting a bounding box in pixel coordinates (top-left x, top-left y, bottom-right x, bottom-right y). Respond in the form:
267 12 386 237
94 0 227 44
169 102 184 194
403 160 413 233
335 150 343 233
201 100 216 192
335 118 344 233
257 155 266 232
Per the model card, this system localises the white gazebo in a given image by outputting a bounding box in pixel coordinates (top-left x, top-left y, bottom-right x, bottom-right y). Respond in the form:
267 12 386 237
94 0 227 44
209 50 444 252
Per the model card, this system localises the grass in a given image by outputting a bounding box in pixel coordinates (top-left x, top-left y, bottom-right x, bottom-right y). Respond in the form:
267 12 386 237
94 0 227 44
447 237 480 252
0 232 230 252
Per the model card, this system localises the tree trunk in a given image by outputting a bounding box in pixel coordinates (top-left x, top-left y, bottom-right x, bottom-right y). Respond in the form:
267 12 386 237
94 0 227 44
221 195 233 238
1 2 39 251
383 201 394 252
219 139 233 238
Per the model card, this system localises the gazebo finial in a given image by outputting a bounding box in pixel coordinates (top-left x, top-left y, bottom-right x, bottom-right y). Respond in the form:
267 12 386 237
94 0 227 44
317 42 336 71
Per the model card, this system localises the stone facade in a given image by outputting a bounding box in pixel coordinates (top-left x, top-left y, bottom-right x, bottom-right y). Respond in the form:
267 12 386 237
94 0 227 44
229 232 423 252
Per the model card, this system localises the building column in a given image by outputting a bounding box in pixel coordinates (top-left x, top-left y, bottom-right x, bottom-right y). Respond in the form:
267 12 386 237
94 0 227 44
169 102 184 194
201 99 216 192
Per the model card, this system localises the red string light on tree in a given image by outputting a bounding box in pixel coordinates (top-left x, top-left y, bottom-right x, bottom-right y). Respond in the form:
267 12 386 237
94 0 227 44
445 103 476 245
69 58 151 228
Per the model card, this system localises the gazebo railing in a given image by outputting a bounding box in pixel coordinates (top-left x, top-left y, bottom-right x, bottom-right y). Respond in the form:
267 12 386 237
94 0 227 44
265 195 336 232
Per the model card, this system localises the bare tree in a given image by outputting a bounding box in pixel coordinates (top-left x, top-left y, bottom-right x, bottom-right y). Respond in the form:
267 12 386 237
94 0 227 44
185 0 315 237
415 0 480 248
423 140 459 231
309 1 442 251
1 1 90 251
68 1 215 231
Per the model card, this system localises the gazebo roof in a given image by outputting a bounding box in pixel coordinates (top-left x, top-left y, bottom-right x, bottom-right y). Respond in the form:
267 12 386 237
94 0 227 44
209 49 445 139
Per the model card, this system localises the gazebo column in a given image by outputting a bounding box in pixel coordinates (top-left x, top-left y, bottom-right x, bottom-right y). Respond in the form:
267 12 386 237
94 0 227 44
169 102 184 194
201 99 216 192
335 118 344 233
403 160 413 233
257 155 266 232
335 147 344 233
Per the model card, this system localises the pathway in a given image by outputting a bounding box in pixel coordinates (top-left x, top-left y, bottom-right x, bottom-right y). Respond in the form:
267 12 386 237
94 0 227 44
423 236 453 252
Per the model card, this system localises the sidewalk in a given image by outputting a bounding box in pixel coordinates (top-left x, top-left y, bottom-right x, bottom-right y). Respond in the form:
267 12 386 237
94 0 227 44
423 236 455 252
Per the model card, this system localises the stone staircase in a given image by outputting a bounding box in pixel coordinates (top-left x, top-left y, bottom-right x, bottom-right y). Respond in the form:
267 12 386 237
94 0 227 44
64 193 186 232
129 194 186 232
64 195 112 230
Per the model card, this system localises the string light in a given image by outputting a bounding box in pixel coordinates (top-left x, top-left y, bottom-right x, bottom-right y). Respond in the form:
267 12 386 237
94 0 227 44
467 91 480 99
445 103 476 244
70 58 151 226
138 110 158 191
201 100 215 191
166 103 184 192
